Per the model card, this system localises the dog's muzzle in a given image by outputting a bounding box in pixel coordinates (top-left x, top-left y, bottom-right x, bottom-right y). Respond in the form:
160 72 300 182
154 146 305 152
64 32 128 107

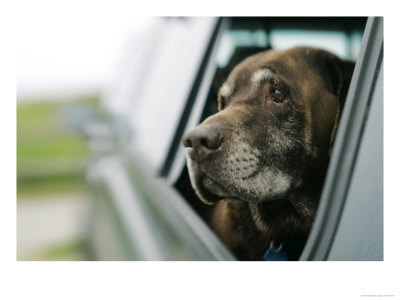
184 125 237 204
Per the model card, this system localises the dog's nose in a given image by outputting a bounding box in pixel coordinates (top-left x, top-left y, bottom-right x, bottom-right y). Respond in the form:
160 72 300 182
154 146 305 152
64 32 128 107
183 126 222 160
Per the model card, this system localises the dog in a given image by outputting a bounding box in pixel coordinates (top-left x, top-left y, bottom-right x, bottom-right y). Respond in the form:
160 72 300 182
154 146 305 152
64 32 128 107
183 47 354 260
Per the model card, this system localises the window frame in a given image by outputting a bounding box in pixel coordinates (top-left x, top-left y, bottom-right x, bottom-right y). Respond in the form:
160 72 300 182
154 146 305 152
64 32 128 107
160 17 228 182
300 16 383 261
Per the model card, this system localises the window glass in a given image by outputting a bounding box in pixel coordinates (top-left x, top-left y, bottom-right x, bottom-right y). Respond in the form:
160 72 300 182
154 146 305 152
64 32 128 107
270 30 348 58
350 31 364 60
216 30 269 67
105 18 217 171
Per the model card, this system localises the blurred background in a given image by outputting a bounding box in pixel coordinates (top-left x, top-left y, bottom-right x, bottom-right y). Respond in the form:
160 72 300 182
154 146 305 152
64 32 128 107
17 17 367 260
17 15 153 260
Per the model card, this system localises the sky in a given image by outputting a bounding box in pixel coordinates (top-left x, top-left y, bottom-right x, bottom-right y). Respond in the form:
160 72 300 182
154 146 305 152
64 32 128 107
16 6 151 100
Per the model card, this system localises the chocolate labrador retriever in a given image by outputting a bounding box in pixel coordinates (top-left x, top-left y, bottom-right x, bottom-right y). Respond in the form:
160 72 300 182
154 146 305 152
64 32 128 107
183 47 354 260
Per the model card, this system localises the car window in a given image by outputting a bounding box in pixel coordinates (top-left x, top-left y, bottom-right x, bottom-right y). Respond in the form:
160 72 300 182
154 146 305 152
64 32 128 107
168 17 367 227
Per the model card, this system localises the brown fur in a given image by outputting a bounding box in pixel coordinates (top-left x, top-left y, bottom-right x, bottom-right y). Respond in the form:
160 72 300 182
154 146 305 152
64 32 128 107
183 47 354 260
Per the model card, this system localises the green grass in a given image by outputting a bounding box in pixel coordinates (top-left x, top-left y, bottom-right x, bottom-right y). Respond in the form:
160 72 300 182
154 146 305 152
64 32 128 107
17 174 89 197
18 135 89 159
31 238 92 261
17 96 98 197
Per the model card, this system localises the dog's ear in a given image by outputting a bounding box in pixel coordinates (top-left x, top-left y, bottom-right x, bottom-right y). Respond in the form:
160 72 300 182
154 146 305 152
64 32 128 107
312 50 355 156
325 56 355 156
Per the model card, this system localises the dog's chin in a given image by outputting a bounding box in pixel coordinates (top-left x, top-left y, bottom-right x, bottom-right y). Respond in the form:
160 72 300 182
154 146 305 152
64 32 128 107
187 162 241 204
193 174 240 205
201 175 243 201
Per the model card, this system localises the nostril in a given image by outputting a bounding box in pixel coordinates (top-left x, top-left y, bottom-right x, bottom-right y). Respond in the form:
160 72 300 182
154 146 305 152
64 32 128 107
200 138 209 148
203 136 221 150
183 135 193 148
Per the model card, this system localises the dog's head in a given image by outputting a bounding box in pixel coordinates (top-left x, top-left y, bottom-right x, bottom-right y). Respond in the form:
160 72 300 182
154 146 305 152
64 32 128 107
183 47 354 205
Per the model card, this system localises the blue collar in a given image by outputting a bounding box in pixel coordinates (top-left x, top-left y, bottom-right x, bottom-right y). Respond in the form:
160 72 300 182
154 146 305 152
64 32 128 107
264 242 288 261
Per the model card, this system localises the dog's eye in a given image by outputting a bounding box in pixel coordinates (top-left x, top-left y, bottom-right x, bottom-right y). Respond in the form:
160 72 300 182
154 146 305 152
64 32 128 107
271 88 285 103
